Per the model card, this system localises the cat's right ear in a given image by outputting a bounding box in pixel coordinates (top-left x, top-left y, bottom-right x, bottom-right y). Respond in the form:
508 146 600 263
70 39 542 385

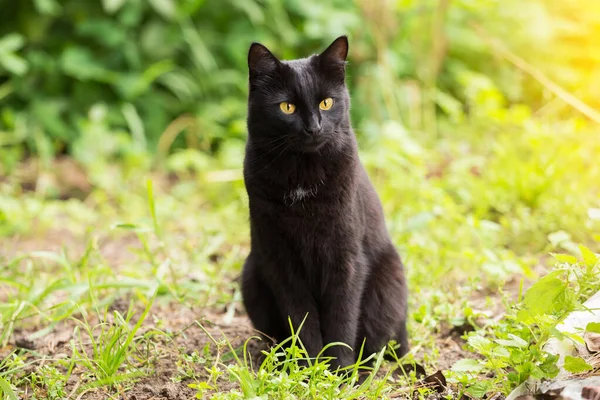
248 43 279 75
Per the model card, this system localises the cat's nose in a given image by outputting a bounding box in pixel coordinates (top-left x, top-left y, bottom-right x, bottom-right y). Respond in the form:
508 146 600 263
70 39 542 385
304 121 322 136
304 115 321 136
304 127 321 136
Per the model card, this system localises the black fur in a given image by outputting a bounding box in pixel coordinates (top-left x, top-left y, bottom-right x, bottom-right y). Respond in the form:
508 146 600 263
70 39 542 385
241 36 409 371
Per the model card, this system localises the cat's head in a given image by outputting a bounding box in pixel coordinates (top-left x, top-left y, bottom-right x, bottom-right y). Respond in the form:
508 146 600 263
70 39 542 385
246 36 351 153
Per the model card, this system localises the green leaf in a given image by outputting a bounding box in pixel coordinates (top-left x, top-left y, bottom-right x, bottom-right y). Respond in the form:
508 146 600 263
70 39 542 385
586 322 600 334
467 335 492 352
539 354 560 378
147 179 160 237
530 364 548 379
102 0 127 13
562 332 585 345
149 0 176 19
563 356 593 373
510 350 525 364
33 0 62 15
0 33 25 52
549 327 566 341
77 19 127 48
517 272 567 322
0 54 28 75
553 253 578 264
111 223 151 232
60 47 115 82
0 376 18 400
451 358 484 372
115 60 174 99
579 245 598 268
466 381 491 399
30 99 69 140
495 333 528 348
491 346 511 360
122 103 146 148
188 381 214 390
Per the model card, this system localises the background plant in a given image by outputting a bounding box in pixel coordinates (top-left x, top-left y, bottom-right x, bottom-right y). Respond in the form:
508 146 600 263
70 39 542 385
1 0 598 169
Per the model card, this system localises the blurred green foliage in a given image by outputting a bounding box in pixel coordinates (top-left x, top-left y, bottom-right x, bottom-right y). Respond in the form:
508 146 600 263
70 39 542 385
0 0 358 167
1 0 598 169
0 0 599 256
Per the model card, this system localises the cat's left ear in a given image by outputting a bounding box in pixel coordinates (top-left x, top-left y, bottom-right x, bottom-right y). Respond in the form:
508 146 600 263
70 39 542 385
320 36 349 63
317 36 348 80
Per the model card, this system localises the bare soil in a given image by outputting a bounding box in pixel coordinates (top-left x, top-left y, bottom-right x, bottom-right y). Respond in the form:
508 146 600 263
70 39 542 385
11 303 484 399
2 231 515 399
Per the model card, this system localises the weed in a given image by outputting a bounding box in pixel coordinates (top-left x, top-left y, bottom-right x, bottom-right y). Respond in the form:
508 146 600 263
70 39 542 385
69 295 156 388
27 365 68 400
450 247 600 397
188 317 395 400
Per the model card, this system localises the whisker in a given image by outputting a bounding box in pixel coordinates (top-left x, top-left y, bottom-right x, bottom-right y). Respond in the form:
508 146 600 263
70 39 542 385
246 134 296 165
255 141 293 174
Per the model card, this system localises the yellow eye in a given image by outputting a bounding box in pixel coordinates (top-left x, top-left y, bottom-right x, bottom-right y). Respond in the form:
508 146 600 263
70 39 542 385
319 98 334 111
279 102 296 114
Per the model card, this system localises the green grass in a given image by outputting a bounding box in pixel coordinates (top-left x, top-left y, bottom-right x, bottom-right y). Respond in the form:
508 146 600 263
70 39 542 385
210 335 391 399
69 296 156 387
0 113 599 399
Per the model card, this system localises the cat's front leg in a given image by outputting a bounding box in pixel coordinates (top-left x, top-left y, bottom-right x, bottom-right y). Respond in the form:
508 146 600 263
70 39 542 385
267 270 324 361
320 291 361 370
319 266 365 371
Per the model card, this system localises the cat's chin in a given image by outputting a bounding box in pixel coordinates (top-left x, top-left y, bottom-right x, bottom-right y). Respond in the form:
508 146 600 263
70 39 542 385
299 139 328 153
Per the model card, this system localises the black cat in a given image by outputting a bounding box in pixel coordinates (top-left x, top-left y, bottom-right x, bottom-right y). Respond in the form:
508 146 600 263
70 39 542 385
241 36 409 371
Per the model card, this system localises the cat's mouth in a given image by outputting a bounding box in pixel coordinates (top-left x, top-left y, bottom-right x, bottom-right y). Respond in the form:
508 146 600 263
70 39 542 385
300 137 327 152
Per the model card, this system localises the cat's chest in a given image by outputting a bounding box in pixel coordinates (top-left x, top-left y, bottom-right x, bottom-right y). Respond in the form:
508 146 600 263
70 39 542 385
284 184 320 205
281 162 327 205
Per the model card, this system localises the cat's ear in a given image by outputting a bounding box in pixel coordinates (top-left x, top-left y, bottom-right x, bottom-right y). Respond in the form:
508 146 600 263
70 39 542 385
248 42 279 75
317 36 348 80
319 36 349 64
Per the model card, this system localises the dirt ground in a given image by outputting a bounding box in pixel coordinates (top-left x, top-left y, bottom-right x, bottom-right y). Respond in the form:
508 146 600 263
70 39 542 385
9 303 484 400
2 231 513 399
